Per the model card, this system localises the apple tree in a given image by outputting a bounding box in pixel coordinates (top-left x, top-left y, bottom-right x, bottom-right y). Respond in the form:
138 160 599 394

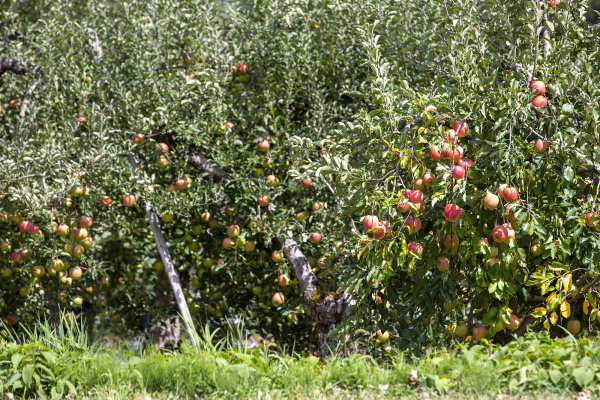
296 0 600 353
0 0 371 354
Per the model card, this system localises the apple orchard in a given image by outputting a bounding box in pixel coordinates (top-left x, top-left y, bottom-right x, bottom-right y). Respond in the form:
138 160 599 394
1 0 600 355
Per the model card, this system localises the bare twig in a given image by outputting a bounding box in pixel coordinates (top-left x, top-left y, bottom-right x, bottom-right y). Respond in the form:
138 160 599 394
18 80 40 135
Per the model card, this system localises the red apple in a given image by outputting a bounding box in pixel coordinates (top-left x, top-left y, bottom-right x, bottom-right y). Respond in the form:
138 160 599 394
415 201 426 213
257 195 270 207
453 121 469 138
272 292 285 306
437 256 450 271
80 216 93 228
409 190 423 203
423 172 436 186
444 204 461 222
308 232 322 244
157 142 169 152
452 165 465 180
443 129 458 143
473 326 487 341
223 121 234 129
405 216 421 233
175 179 188 190
123 194 136 206
100 195 112 206
312 202 324 211
530 80 546 95
271 250 284 262
451 146 464 163
440 143 453 159
19 220 30 233
483 192 499 210
503 187 519 203
505 226 516 241
397 199 411 213
444 234 459 252
258 140 270 152
586 212 598 227
407 241 423 257
506 314 521 330
413 177 425 190
26 222 39 235
430 145 442 160
227 225 240 238
11 251 23 262
302 178 312 187
238 63 248 74
223 238 235 250
278 274 290 287
77 116 87 123
373 221 389 239
132 133 145 145
458 158 473 171
70 266 83 279
363 215 380 232
492 225 509 242
534 139 547 153
532 95 547 108
506 205 516 221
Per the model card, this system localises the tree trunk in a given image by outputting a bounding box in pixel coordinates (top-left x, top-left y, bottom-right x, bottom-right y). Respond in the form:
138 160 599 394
279 237 352 357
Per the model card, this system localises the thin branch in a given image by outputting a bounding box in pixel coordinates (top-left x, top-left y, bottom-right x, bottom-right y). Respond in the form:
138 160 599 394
18 80 40 135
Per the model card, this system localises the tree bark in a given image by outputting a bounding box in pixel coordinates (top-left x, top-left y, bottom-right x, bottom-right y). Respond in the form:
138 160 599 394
128 154 198 349
279 237 352 357
187 148 230 181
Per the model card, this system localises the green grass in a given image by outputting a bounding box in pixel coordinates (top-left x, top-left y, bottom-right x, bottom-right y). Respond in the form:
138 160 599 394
1 318 599 399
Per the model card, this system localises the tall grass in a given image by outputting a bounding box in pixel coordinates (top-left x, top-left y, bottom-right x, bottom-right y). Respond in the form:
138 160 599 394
1 315 600 399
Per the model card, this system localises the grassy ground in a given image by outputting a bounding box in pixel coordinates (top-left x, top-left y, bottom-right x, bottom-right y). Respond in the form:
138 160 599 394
1 319 598 399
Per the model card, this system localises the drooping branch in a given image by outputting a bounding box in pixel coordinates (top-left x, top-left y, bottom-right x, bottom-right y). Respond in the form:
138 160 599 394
187 147 231 181
0 57 46 79
0 58 29 76
128 153 198 350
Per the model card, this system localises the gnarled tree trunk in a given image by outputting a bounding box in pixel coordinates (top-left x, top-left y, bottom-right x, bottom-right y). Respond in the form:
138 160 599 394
278 238 352 357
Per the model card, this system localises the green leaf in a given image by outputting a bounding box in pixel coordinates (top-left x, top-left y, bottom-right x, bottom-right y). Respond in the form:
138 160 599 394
11 354 24 369
572 366 594 388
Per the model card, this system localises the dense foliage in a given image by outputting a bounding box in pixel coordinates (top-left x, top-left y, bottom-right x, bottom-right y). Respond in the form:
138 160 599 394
1 0 600 357
0 0 369 350
306 0 600 350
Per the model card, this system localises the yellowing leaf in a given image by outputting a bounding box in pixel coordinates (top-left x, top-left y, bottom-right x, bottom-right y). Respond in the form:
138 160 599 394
586 293 597 308
543 319 550 330
531 307 547 318
465 336 472 342
417 127 427 135
549 311 558 325
583 299 590 315
562 273 572 293
560 301 571 318
357 246 367 260
546 292 557 303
